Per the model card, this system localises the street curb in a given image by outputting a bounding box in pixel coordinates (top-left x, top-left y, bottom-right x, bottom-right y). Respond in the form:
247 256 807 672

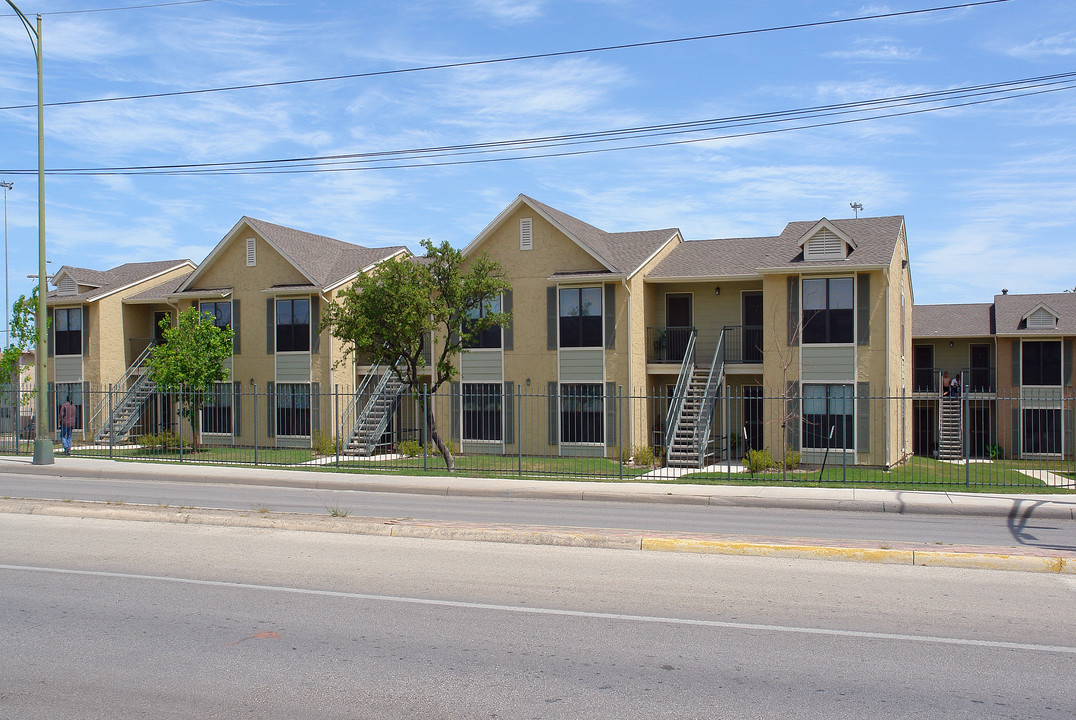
3 499 1071 575
3 457 1075 519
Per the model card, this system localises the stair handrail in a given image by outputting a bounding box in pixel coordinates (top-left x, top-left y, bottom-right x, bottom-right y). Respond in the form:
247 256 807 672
692 328 728 466
663 328 697 456
89 340 156 435
339 359 390 441
96 371 157 442
344 356 405 446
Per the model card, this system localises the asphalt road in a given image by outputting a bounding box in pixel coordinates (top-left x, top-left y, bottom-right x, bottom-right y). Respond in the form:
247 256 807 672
2 513 1074 719
2 470 1074 553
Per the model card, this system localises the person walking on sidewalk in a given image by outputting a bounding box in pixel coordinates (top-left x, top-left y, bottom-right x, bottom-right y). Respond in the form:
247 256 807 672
59 396 76 455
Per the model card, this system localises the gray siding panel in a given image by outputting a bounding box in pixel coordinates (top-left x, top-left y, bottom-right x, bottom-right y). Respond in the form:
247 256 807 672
461 350 502 383
53 355 82 383
559 348 604 383
801 346 855 383
276 353 310 383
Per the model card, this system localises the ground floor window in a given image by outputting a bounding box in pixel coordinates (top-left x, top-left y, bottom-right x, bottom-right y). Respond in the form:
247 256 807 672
802 384 853 450
1023 409 1061 455
55 382 84 430
200 382 233 435
277 383 311 437
561 383 603 444
462 383 502 441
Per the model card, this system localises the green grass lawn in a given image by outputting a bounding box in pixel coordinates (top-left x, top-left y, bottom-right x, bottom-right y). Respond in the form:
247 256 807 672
66 444 1076 493
678 455 1076 493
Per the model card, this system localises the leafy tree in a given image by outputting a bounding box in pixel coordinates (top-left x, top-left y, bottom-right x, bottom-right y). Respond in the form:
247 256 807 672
322 239 511 471
146 307 234 450
0 288 46 402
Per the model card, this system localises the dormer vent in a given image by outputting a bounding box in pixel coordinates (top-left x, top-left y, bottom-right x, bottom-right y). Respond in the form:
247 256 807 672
58 276 77 295
804 228 845 260
1027 307 1057 329
520 218 533 251
246 237 257 267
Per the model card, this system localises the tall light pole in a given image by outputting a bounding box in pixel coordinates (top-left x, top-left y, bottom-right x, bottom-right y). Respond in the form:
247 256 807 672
5 1 53 464
0 180 11 348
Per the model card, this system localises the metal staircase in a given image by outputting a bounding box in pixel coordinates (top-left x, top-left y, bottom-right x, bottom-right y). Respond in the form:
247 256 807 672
91 342 157 444
341 361 407 456
938 396 963 460
665 329 727 468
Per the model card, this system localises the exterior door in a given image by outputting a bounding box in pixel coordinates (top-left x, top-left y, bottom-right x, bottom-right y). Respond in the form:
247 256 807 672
664 294 692 363
913 345 935 392
969 344 991 392
742 385 763 453
741 292 763 364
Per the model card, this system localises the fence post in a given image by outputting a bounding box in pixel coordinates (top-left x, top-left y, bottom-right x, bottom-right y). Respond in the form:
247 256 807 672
334 384 339 470
253 384 258 467
618 385 623 481
517 383 523 477
422 384 428 471
178 390 183 463
725 388 731 479
963 381 970 487
108 383 114 460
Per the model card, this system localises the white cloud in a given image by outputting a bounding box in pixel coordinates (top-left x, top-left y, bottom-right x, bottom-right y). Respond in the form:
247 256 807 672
468 0 545 23
824 38 922 62
1006 32 1076 59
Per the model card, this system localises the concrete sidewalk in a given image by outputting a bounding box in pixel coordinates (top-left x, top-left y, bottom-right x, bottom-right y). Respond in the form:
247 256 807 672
2 454 1074 520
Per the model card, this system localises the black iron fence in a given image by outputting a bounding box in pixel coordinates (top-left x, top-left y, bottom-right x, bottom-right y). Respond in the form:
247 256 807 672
5 383 1074 490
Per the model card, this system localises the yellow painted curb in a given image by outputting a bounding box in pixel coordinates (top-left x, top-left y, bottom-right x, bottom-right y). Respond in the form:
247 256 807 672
912 551 1068 574
641 537 914 565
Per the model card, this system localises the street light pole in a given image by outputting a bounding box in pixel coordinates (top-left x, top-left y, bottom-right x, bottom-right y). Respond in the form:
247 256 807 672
5 1 53 464
0 180 11 348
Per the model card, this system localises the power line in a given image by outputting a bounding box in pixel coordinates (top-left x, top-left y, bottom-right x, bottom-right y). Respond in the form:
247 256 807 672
4 70 1071 176
1 0 214 17
0 0 1012 112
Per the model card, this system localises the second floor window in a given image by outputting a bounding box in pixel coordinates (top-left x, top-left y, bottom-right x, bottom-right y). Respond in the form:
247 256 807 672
463 296 501 349
802 277 854 344
199 301 231 330
276 298 310 352
1022 340 1061 386
559 287 602 348
55 308 82 355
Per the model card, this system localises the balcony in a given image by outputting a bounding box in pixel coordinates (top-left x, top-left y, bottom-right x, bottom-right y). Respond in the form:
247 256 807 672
722 325 763 365
647 326 693 364
912 366 996 395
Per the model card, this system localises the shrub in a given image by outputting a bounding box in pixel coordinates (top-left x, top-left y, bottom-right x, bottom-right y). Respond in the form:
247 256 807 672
744 448 775 474
633 445 657 468
986 444 1004 460
311 429 339 456
398 439 422 457
784 449 801 470
137 430 190 452
424 440 459 456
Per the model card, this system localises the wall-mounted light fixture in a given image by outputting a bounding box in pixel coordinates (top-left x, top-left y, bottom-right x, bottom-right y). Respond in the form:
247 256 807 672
949 341 954 347
525 377 531 387
714 286 721 296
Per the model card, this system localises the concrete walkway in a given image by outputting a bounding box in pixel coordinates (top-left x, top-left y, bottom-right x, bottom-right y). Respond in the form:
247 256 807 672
2 454 1074 574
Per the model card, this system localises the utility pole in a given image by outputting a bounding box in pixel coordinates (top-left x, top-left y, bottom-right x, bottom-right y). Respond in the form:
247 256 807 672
0 180 11 348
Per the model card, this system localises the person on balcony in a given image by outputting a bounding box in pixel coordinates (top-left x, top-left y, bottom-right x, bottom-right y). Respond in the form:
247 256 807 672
941 371 950 396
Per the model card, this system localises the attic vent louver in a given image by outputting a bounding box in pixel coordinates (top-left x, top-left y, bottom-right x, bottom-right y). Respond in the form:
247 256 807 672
246 237 256 267
520 218 533 251
58 276 76 295
1027 307 1057 329
805 229 844 260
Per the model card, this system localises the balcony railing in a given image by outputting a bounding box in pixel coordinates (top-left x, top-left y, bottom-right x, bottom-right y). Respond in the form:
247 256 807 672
912 366 996 394
647 326 694 364
722 325 763 364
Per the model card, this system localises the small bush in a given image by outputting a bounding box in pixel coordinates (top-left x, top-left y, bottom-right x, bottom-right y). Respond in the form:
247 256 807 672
745 448 775 474
784 449 801 470
311 429 339 456
987 444 1004 460
424 440 459 457
633 445 657 468
137 430 190 452
398 439 422 457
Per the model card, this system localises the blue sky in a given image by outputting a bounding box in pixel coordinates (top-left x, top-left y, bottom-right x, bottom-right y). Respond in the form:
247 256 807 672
1 0 1074 308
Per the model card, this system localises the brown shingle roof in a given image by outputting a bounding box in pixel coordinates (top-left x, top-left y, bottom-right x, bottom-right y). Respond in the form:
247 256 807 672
647 216 904 280
243 217 407 289
122 272 195 303
521 196 678 276
994 292 1076 335
47 260 193 305
912 303 995 338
